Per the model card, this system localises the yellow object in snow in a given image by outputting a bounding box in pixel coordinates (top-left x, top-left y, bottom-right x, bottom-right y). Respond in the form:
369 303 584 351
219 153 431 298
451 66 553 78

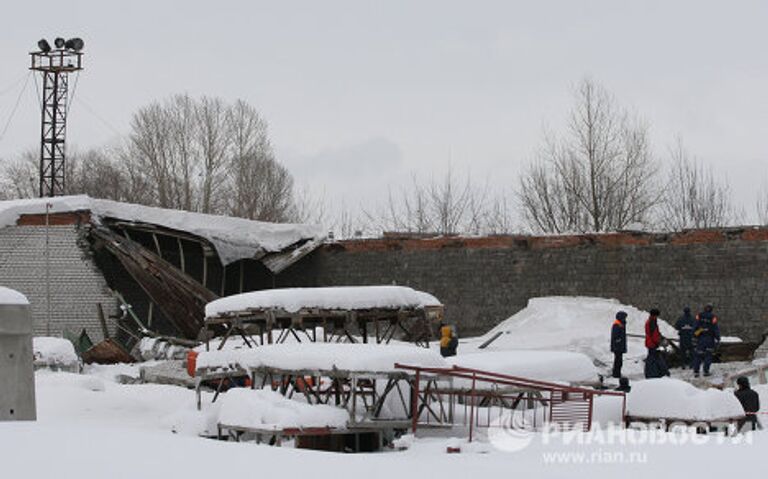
440 325 453 348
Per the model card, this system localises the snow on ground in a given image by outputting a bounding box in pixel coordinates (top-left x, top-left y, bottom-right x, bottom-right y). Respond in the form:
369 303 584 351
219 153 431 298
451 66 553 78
1 361 765 479
467 297 677 376
0 285 28 304
32 337 79 370
0 195 323 265
448 350 598 384
33 368 216 435
218 388 349 430
196 342 447 373
628 378 745 421
205 285 441 317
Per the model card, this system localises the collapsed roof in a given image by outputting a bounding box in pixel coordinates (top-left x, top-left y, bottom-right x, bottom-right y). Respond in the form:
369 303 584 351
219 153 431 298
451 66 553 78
0 195 325 271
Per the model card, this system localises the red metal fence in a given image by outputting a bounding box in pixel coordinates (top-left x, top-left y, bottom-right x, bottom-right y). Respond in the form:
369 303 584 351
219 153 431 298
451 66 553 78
395 364 626 441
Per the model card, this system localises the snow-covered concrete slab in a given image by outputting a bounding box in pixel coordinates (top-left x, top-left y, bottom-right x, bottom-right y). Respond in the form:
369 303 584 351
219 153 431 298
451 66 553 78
627 378 745 421
205 285 441 317
218 388 349 430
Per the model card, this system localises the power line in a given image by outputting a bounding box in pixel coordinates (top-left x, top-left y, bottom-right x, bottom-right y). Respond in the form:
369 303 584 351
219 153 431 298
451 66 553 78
0 72 32 144
74 95 123 137
0 72 29 97
67 71 81 112
32 73 42 111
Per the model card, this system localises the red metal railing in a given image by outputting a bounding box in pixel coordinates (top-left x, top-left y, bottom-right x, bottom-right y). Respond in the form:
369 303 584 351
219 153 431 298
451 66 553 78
395 364 626 441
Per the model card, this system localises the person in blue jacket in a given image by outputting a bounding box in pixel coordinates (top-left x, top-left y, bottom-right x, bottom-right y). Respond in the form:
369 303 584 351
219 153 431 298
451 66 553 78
692 304 721 377
610 311 628 378
674 307 696 368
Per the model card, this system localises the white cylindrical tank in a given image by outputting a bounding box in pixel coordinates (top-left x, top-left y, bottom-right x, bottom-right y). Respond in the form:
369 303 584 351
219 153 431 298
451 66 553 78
0 286 36 421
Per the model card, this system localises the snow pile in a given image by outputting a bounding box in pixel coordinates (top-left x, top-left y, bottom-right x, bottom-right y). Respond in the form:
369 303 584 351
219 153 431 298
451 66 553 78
473 297 677 373
0 195 323 265
0 286 29 305
196 342 447 373
449 350 598 384
33 337 79 371
206 286 441 317
628 378 745 421
218 388 349 430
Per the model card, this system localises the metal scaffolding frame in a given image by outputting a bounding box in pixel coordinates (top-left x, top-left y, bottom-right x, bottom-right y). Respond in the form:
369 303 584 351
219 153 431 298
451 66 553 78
195 361 626 444
204 304 443 351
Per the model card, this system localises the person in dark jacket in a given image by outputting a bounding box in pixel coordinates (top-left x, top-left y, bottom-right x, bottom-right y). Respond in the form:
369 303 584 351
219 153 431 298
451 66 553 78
692 304 721 377
610 311 628 378
674 307 696 368
734 376 761 432
644 308 669 379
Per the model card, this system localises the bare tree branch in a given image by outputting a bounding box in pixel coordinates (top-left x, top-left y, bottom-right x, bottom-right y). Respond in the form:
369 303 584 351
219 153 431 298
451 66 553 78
518 78 658 233
656 139 735 230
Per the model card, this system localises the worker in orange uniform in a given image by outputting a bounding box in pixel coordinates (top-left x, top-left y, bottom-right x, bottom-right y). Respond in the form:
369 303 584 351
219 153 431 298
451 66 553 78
439 322 458 357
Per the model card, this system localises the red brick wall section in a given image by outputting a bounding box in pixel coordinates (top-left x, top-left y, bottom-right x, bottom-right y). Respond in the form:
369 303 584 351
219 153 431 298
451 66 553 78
16 211 91 226
330 227 768 252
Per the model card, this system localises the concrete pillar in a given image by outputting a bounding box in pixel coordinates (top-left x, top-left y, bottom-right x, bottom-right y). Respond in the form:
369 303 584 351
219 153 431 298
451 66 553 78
0 287 36 421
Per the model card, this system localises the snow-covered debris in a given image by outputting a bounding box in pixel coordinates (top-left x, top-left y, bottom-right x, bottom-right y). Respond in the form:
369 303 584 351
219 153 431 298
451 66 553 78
448 350 598 384
0 195 323 265
218 388 349 430
33 337 79 371
0 286 29 305
137 337 190 361
627 378 745 421
205 286 441 317
196 342 447 373
472 297 677 374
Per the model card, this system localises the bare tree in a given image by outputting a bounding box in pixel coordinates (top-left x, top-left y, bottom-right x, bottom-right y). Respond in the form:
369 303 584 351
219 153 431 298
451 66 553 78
518 79 658 233
426 167 473 235
1 94 310 226
366 168 491 236
656 140 735 231
0 150 37 199
168 94 198 211
196 96 229 214
485 191 517 235
757 181 768 225
127 102 176 208
225 100 297 222
328 201 370 239
67 148 131 200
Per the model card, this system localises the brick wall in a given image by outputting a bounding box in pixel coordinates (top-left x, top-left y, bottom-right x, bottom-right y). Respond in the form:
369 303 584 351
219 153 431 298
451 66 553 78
279 229 768 341
0 225 116 341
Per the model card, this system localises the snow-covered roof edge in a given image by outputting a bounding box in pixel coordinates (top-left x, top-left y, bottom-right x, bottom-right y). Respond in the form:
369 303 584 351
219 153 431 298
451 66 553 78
0 195 325 266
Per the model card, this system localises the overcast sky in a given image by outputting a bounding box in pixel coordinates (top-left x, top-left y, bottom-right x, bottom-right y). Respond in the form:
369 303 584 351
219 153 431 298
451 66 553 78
1 1 767 223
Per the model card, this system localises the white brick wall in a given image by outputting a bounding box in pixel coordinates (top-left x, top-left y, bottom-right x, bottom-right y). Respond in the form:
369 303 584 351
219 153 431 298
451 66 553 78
0 225 117 341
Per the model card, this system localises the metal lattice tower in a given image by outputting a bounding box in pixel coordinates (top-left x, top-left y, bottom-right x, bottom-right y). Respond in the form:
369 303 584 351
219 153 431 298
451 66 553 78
30 40 84 197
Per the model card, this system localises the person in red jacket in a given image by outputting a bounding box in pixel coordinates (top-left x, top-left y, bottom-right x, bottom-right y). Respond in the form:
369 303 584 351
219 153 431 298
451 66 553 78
644 308 669 378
